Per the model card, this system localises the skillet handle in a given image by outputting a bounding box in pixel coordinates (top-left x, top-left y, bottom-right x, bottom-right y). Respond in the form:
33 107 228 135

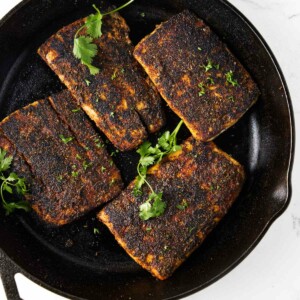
0 249 22 300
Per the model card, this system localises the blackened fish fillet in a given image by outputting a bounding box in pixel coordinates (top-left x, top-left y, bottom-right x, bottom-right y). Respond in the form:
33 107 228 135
98 138 245 280
0 131 60 217
134 10 260 141
0 92 123 225
38 13 165 151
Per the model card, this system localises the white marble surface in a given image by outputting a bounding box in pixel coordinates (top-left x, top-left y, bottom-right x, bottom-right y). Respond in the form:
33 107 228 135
0 0 299 299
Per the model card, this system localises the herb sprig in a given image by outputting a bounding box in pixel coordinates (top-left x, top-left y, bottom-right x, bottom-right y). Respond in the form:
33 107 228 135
135 120 183 220
0 148 30 215
73 0 134 75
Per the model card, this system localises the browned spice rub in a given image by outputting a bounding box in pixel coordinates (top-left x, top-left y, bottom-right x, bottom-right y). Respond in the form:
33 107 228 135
134 10 260 141
38 13 165 151
98 138 245 280
0 91 123 226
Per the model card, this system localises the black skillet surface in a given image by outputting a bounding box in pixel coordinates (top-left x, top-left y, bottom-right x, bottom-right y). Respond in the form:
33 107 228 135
0 0 294 299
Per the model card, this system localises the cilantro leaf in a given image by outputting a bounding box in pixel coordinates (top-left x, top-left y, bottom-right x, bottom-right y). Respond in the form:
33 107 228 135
73 0 134 75
3 201 30 215
0 149 13 172
86 5 103 38
140 156 155 167
135 120 183 220
136 141 151 156
0 147 30 215
139 192 166 220
73 36 97 63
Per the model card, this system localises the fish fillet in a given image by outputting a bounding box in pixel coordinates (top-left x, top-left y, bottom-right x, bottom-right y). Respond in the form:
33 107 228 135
0 91 123 225
134 10 260 141
38 13 165 151
98 137 245 280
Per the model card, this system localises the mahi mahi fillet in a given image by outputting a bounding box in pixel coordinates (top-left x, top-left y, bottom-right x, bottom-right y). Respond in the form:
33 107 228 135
98 137 245 280
134 10 260 141
38 13 165 151
0 90 123 226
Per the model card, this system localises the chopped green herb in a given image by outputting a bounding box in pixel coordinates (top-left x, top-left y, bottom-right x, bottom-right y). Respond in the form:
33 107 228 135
101 166 106 172
189 227 195 233
71 107 81 113
57 175 63 182
202 59 213 72
84 146 90 151
197 47 202 51
0 148 30 215
120 68 125 73
109 160 114 166
93 227 100 234
163 245 169 251
146 227 152 232
225 70 238 86
83 161 92 170
110 151 117 157
73 0 134 75
214 64 220 70
198 82 206 96
85 79 91 86
140 12 145 17
111 70 118 80
59 134 74 144
206 77 215 85
96 142 104 148
109 179 115 186
95 98 99 103
76 154 82 160
228 96 235 102
71 171 79 177
72 164 77 170
110 112 115 118
176 199 188 210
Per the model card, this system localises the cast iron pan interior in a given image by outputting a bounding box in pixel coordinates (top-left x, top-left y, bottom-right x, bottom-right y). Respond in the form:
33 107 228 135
0 0 294 299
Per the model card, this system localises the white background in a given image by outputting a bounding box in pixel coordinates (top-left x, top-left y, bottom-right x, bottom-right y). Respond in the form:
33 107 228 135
0 0 299 299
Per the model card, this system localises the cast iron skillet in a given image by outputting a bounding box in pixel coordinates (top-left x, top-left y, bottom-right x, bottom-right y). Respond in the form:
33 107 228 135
0 0 294 299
